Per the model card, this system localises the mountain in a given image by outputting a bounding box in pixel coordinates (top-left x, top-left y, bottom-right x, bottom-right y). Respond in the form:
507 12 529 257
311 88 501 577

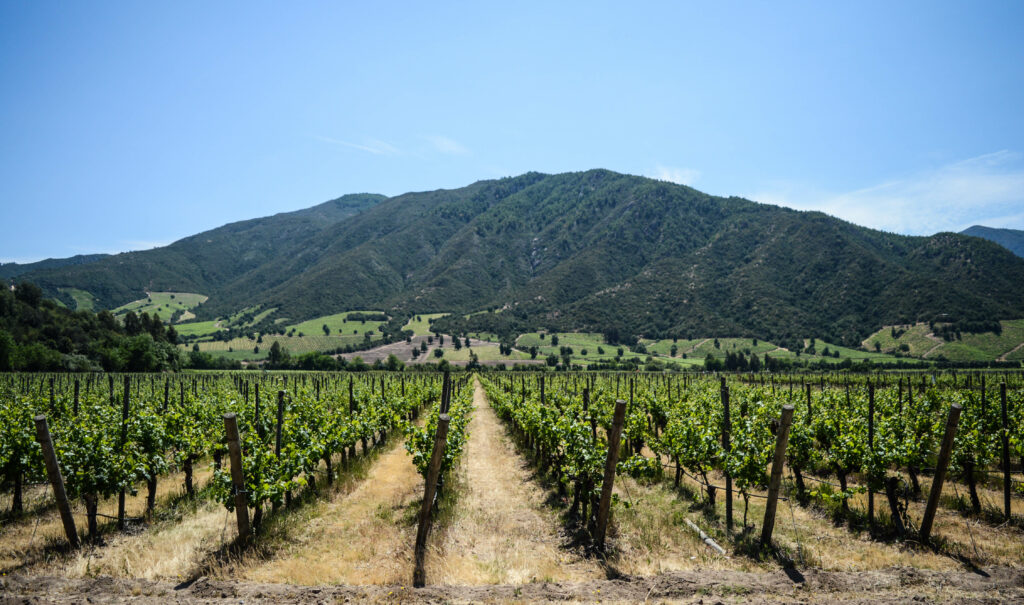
13 170 1024 347
0 254 109 281
961 225 1024 258
17 193 386 310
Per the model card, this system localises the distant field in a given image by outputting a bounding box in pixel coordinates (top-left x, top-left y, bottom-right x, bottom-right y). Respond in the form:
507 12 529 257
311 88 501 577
432 342 529 362
287 311 386 337
864 320 1024 361
185 331 383 359
863 324 941 357
403 313 448 336
174 320 222 338
114 292 208 322
59 287 97 311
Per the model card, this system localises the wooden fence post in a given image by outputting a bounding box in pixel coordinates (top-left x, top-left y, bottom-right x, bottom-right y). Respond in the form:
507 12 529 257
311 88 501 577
868 382 875 531
722 380 733 532
595 399 627 550
223 413 251 542
413 414 450 588
920 403 962 543
117 376 130 530
761 405 794 546
35 415 80 549
1001 383 1011 520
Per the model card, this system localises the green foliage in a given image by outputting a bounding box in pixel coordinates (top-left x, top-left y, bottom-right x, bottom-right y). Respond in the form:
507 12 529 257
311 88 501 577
16 172 1024 349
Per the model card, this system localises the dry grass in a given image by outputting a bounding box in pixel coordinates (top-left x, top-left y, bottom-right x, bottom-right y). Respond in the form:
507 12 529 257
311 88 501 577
1 464 215 576
427 379 603 584
661 465 1024 572
234 434 423 585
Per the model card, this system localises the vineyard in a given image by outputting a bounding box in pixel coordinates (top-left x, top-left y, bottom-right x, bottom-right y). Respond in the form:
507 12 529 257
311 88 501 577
1 370 1023 603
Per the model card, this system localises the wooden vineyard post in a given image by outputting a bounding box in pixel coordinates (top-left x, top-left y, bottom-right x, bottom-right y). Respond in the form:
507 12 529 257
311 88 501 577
721 379 733 532
223 413 251 542
117 376 130 530
920 403 963 543
275 390 287 508
868 382 875 532
1001 383 1011 520
761 405 794 546
34 415 80 549
413 414 450 588
595 399 627 550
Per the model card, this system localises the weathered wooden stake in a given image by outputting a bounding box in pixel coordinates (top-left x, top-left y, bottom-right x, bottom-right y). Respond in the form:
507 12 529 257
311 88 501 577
595 399 627 550
760 405 794 546
920 403 962 543
868 382 875 531
35 415 80 548
1001 383 1011 520
223 413 251 542
722 380 733 532
413 414 450 588
117 376 130 530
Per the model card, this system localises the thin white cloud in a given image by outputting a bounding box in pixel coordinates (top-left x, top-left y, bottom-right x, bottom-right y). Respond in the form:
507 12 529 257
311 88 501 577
747 151 1024 235
313 135 400 156
425 135 469 155
649 164 700 186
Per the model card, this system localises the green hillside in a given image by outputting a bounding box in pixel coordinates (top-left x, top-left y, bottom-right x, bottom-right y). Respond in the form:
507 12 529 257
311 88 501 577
863 319 1024 362
19 171 1024 347
962 225 1024 258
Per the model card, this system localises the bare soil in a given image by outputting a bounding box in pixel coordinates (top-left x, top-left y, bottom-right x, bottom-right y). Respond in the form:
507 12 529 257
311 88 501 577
3 565 1022 603
426 379 602 584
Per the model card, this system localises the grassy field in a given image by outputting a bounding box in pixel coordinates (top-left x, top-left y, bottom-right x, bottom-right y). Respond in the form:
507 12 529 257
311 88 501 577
863 320 1024 361
185 331 383 359
113 292 208 322
434 343 530 362
173 320 222 339
936 319 1024 360
863 324 942 357
58 287 97 311
402 313 449 336
286 311 387 337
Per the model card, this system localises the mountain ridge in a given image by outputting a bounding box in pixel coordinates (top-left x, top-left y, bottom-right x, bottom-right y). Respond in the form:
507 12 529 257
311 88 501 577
11 170 1024 347
961 225 1024 258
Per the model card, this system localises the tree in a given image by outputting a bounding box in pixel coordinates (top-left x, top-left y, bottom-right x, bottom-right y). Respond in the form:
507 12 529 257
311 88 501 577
385 354 404 371
546 353 558 366
454 338 462 351
529 345 538 359
597 346 605 355
670 344 678 357
420 341 428 352
323 324 330 336
464 337 471 348
551 334 559 346
124 311 142 336
13 282 42 308
268 340 286 365
433 348 444 358
0 329 13 371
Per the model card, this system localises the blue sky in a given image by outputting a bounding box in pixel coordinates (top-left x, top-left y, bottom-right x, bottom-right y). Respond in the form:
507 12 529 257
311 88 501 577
2 1 1023 262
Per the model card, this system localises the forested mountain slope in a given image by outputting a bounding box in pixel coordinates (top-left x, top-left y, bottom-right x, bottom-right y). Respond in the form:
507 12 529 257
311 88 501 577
17 170 1024 346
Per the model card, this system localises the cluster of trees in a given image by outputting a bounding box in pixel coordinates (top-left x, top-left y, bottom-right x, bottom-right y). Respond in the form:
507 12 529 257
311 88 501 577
0 281 181 372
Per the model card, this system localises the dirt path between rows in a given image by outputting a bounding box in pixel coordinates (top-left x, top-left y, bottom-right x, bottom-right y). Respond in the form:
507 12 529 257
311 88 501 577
4 565 1022 603
237 435 422 585
427 379 603 585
